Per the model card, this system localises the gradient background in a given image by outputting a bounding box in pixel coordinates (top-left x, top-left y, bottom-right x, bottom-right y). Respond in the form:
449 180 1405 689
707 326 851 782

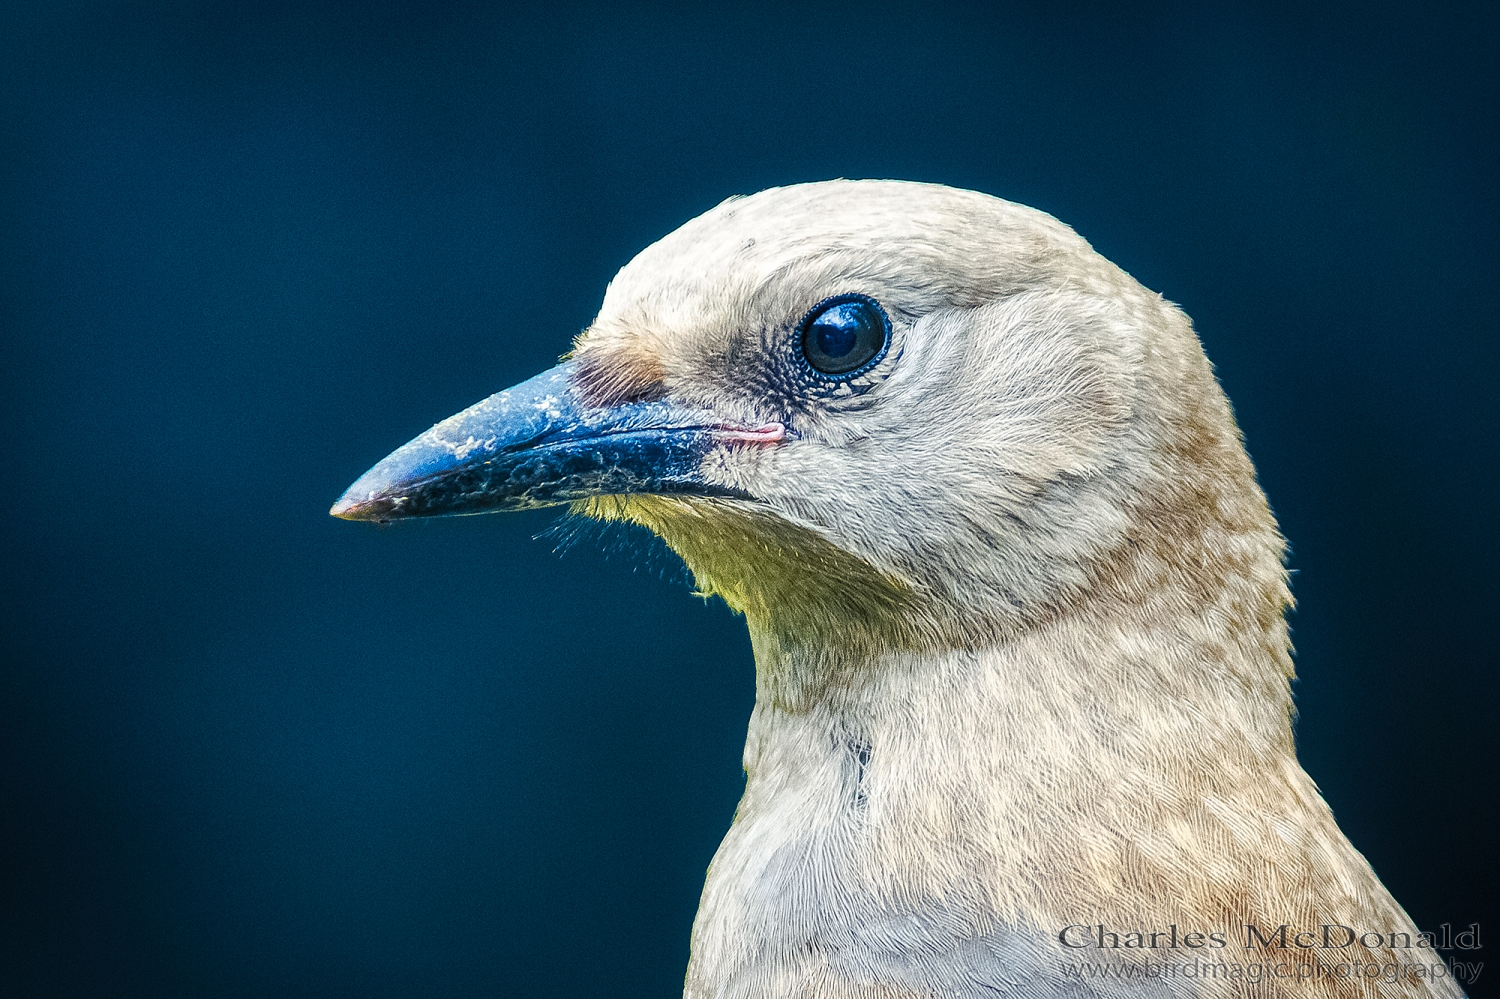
2 2 1496 996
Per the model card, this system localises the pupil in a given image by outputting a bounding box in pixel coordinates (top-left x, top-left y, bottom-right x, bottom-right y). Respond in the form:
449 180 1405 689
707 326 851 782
800 295 888 377
816 320 858 358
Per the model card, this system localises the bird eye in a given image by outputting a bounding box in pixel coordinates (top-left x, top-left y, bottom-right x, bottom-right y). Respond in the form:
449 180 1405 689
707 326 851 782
799 295 890 377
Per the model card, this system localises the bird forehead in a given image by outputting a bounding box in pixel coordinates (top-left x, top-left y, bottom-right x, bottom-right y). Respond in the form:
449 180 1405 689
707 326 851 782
603 180 1083 315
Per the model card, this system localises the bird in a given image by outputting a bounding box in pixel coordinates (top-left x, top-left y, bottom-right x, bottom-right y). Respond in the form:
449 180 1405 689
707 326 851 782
332 181 1464 998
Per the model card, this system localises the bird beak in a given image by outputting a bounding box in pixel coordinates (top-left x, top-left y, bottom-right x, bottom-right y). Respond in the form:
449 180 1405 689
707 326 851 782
330 361 783 522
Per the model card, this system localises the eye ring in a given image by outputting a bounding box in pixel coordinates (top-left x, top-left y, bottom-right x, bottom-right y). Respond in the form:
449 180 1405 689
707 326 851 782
798 294 892 378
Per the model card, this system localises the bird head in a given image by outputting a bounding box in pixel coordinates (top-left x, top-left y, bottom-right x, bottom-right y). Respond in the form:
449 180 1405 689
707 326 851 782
333 181 1284 659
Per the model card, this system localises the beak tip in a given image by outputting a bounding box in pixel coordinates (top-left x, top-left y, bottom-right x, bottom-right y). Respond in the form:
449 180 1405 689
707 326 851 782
330 486 387 522
332 452 428 522
329 494 362 521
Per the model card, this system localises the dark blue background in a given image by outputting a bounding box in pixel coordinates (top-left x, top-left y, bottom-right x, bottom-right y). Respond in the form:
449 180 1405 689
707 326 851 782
3 2 1495 996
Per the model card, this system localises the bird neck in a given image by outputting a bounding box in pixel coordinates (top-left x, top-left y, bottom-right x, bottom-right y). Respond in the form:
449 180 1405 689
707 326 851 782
743 578 1299 797
717 561 1429 953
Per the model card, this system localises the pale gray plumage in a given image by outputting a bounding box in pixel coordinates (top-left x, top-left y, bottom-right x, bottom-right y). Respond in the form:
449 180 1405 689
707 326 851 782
334 180 1464 998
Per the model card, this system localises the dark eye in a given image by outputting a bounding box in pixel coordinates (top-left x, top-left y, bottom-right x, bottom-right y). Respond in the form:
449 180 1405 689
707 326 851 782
799 294 890 377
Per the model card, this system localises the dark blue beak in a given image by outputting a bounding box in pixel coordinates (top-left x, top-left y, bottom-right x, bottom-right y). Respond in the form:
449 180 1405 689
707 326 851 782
331 362 779 522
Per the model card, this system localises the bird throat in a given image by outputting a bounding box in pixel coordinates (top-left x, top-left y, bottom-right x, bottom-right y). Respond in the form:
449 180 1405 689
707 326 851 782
575 494 922 651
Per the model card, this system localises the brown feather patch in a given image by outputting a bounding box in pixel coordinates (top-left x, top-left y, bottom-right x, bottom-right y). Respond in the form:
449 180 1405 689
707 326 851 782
570 333 667 408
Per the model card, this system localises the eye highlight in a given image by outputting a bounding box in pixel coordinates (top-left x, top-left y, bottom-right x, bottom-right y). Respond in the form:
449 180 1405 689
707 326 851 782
799 294 890 377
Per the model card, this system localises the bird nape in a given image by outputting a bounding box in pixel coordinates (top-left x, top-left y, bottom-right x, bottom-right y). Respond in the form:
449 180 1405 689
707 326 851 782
332 181 1462 999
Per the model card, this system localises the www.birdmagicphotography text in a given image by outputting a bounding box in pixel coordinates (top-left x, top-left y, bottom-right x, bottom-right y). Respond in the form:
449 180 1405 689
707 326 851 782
1055 956 1481 989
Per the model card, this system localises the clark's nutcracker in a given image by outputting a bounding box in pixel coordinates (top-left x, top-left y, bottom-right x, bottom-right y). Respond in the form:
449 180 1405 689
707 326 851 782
333 181 1461 998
